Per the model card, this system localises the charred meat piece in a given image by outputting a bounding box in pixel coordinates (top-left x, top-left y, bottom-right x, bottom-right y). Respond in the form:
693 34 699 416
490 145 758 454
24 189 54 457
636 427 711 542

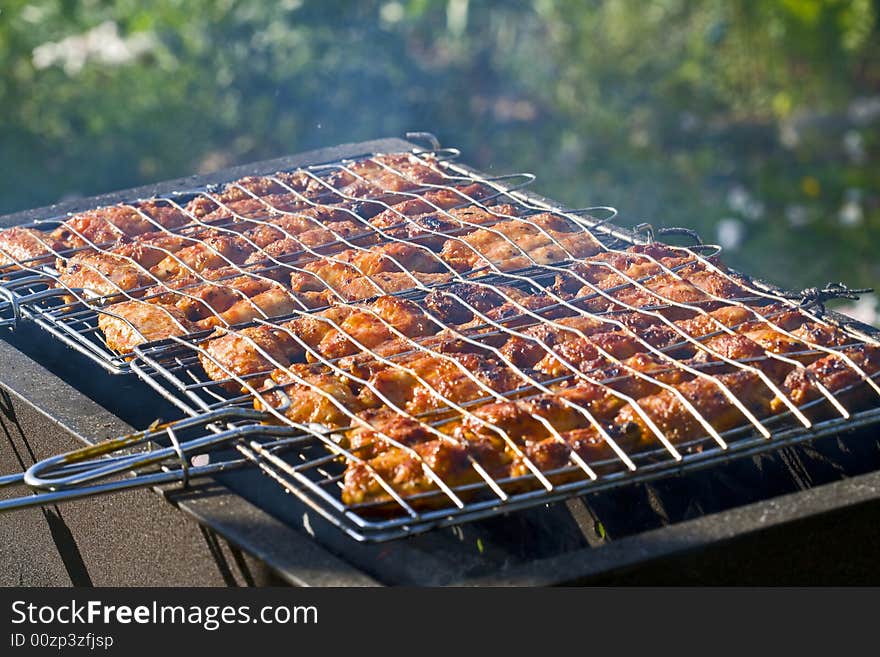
423 283 523 326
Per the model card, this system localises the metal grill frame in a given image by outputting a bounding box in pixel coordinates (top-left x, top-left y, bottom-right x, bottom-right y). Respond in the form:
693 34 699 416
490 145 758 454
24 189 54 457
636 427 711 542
2 135 880 543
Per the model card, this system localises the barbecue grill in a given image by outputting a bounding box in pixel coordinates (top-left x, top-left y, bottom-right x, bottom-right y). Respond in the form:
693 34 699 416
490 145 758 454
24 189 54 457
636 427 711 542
2 135 880 585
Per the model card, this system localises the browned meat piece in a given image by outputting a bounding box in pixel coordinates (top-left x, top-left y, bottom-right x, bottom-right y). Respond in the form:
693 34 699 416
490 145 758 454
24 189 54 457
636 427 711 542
151 234 254 279
614 369 775 445
0 227 67 268
289 242 447 295
50 201 188 247
199 305 356 384
374 203 519 249
359 352 523 415
142 268 280 321
57 252 155 298
316 296 434 360
368 183 495 230
321 272 452 304
341 435 510 507
775 344 880 417
517 427 619 474
675 304 798 339
577 259 751 317
351 242 446 276
185 162 399 217
198 324 304 386
482 293 574 327
454 379 644 447
196 286 303 329
190 153 443 225
289 258 360 294
691 333 793 380
454 353 692 450
186 176 310 218
198 192 318 225
331 153 445 199
698 319 855 371
98 300 196 353
293 219 372 249
597 351 694 398
440 213 602 271
255 365 363 426
107 231 195 269
345 414 436 460
243 219 370 266
283 306 354 353
336 333 494 380
560 248 692 291
534 331 647 377
788 321 858 349
594 272 712 308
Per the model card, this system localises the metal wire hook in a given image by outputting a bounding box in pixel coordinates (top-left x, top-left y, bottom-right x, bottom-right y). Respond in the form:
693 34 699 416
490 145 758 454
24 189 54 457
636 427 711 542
783 282 875 314
165 426 190 488
405 131 442 151
0 288 19 328
656 226 704 245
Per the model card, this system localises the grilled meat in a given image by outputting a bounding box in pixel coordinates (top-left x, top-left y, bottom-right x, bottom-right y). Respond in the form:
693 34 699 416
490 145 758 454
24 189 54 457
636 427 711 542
196 286 304 329
439 213 603 272
0 227 67 268
141 267 282 321
199 324 304 385
99 300 196 353
774 344 880 418
255 364 363 426
56 252 155 299
151 234 254 279
50 201 189 247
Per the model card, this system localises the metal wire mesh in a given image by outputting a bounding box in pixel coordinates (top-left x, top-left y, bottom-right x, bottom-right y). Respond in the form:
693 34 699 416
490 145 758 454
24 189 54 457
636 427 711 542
2 140 880 541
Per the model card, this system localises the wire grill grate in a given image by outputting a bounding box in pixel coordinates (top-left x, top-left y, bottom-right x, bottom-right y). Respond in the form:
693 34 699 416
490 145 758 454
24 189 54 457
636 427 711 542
2 136 879 541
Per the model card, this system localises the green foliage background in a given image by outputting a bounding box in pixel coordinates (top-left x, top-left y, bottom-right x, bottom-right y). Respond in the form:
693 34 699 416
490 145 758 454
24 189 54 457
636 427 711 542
1 0 878 308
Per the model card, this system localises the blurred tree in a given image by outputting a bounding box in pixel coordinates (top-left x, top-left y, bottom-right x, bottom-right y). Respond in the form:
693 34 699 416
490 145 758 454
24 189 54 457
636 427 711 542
0 0 878 299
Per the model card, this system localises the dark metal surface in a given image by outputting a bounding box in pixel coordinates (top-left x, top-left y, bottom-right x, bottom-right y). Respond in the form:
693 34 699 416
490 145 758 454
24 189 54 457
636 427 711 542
0 335 378 586
2 136 880 584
